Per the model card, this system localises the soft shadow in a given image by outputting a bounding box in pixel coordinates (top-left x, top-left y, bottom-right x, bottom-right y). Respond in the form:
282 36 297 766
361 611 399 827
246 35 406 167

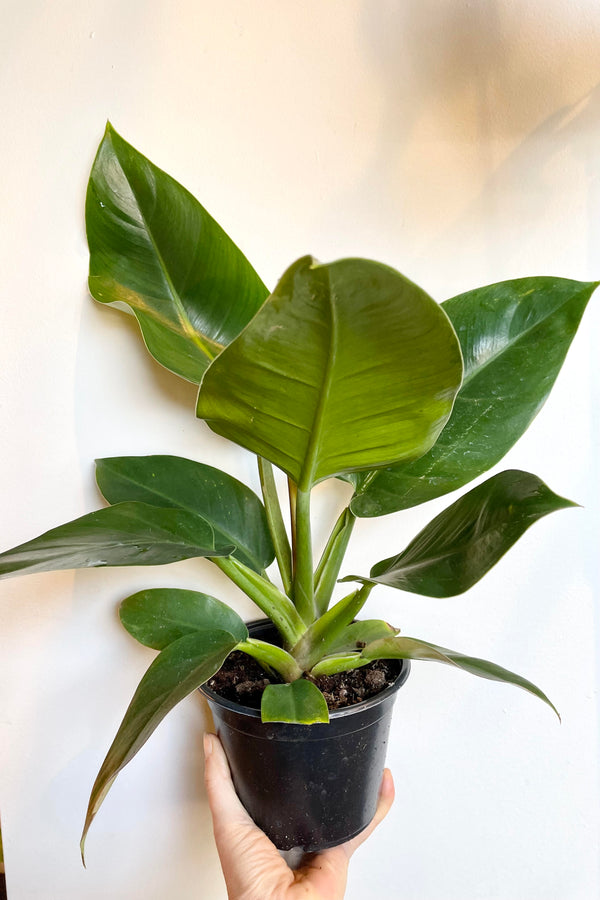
419 83 600 279
345 1 600 278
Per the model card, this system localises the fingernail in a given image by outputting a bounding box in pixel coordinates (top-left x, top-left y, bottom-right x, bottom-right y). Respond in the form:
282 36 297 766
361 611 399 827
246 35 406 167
203 733 213 758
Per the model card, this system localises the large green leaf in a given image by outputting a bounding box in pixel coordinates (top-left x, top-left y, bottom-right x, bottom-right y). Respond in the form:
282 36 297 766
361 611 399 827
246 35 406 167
197 256 463 490
0 502 234 579
81 628 241 859
261 679 329 724
96 455 274 573
349 277 597 516
345 470 575 597
86 124 269 383
361 636 559 717
119 588 248 650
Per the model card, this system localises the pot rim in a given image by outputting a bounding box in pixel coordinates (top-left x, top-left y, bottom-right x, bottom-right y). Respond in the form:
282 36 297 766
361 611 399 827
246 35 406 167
200 617 411 721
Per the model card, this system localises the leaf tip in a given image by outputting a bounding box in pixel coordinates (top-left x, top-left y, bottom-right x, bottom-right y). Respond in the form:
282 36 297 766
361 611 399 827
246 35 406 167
540 692 561 722
79 832 88 868
550 700 561 723
103 120 117 142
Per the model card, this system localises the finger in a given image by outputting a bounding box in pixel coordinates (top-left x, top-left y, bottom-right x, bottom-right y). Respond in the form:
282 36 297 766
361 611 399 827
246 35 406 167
203 733 295 898
342 768 395 858
203 732 254 829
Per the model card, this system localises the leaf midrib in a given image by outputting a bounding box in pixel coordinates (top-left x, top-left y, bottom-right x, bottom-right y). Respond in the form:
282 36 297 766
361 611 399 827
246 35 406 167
111 138 222 363
93 638 235 789
298 264 338 490
98 466 261 568
449 286 587 390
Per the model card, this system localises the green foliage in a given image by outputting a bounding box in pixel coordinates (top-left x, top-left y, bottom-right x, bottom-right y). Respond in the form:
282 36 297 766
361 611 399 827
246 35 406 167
360 636 559 718
348 277 597 515
235 638 302 682
0 502 234 578
87 124 268 383
119 589 248 650
80 628 244 861
290 585 373 672
261 679 329 724
344 471 576 597
326 620 399 655
196 255 463 490
96 455 274 573
1 127 594 850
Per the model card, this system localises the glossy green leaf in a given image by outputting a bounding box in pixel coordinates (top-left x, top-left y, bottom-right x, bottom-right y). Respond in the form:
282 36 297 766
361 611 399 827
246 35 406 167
349 277 597 516
326 619 400 655
86 124 269 383
361 636 559 717
345 470 575 597
261 678 329 724
119 588 248 650
81 629 239 860
197 256 463 490
96 455 274 573
0 502 234 579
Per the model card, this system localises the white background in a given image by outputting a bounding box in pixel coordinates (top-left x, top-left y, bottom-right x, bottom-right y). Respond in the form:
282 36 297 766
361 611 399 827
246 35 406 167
1 2 599 898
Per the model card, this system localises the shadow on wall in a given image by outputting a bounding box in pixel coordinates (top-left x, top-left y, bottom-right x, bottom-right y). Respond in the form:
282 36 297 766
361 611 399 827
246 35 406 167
359 0 600 141
422 85 600 283
354 0 600 283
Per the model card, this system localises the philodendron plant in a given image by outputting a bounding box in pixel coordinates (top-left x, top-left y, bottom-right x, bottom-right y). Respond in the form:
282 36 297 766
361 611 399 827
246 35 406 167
0 125 595 858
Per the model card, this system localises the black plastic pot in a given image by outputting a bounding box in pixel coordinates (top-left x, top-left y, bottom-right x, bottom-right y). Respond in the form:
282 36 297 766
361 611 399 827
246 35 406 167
200 618 410 851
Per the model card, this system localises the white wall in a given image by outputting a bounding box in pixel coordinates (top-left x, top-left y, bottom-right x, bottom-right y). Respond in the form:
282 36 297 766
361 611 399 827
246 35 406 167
1 2 599 897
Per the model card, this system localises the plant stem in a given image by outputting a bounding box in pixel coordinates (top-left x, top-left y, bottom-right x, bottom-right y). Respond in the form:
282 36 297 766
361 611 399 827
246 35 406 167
293 486 315 625
257 457 293 596
288 477 297 577
310 653 370 677
314 507 356 616
237 638 303 682
212 556 305 647
292 582 373 671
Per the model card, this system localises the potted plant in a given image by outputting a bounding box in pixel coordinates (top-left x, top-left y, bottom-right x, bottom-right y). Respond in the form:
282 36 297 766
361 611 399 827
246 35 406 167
0 124 595 860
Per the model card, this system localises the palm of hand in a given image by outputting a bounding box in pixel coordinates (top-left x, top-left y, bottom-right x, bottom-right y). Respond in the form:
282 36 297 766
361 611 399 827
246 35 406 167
203 733 394 900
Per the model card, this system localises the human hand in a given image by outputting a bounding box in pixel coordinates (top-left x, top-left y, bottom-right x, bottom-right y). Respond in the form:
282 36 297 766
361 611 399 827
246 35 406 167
203 732 395 900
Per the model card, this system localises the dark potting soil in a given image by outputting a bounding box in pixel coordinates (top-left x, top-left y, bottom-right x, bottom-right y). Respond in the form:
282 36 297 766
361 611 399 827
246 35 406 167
206 650 399 711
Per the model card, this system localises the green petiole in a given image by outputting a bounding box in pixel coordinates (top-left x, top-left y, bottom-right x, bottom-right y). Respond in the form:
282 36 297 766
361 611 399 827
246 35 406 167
257 457 293 596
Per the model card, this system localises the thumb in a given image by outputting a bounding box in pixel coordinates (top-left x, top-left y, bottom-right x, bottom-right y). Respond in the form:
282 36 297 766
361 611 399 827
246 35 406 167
203 733 294 899
203 732 253 832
